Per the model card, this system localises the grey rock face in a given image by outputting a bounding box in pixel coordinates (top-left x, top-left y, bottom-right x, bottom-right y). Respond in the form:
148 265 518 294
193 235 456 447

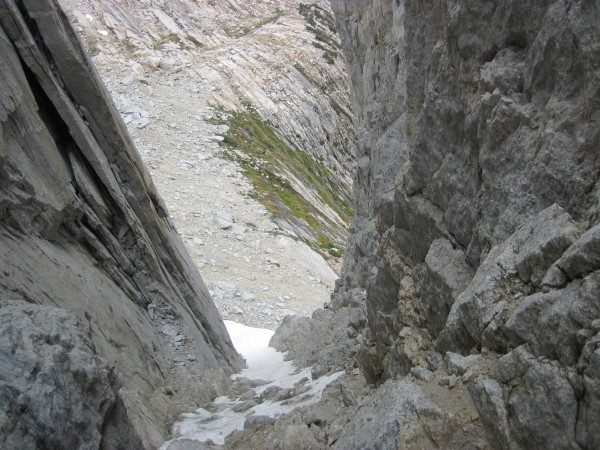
438 205 583 356
467 376 510 450
331 0 600 449
499 347 580 450
420 239 473 336
0 300 143 449
332 378 481 450
578 336 600 448
554 223 600 281
445 352 481 376
0 0 242 446
270 305 364 375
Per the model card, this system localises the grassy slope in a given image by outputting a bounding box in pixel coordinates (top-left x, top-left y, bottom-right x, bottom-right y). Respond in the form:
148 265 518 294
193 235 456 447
218 109 353 257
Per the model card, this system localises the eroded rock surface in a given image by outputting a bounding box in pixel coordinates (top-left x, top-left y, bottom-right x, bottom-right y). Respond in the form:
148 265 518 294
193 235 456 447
0 300 143 449
0 0 243 447
325 0 600 448
239 1 600 449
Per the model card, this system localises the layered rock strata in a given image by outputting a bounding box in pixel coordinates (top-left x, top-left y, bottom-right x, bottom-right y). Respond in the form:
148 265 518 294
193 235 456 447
58 0 357 250
326 0 600 448
0 0 243 447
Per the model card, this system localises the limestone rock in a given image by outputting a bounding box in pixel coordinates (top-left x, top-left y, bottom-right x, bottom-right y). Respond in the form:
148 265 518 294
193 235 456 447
330 0 600 449
270 306 363 374
419 238 473 336
438 205 584 355
445 352 481 377
554 223 600 280
500 347 579 450
577 336 600 448
0 300 142 449
0 1 242 446
333 379 457 450
513 205 583 286
467 376 510 450
277 425 322 450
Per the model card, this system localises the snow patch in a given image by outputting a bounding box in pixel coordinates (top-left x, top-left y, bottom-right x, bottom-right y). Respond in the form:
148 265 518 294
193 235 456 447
160 321 342 448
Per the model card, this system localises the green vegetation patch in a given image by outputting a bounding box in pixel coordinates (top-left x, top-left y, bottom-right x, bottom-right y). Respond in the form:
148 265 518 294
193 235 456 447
299 3 341 64
218 108 353 255
154 33 183 50
237 9 285 38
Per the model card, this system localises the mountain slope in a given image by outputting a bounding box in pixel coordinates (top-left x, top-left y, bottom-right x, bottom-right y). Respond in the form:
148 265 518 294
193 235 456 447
59 0 356 253
0 0 242 447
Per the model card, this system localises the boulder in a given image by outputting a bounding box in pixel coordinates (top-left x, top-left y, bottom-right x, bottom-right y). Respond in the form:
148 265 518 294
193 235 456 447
333 379 468 450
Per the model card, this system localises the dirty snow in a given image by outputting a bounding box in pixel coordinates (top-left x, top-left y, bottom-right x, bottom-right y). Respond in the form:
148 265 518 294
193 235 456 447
160 321 342 447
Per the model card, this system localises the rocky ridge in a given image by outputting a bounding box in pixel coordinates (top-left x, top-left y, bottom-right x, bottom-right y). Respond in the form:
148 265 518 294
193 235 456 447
0 0 243 447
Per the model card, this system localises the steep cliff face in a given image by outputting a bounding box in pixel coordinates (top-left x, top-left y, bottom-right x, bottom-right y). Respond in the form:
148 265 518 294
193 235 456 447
331 0 600 448
0 0 243 447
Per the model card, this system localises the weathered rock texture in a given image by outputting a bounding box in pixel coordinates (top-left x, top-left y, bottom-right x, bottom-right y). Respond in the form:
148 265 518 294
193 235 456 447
0 0 243 447
324 0 600 448
59 0 356 250
0 300 143 449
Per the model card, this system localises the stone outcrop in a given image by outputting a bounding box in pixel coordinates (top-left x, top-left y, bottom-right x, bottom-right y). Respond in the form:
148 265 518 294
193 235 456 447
324 0 600 448
0 300 143 449
256 1 600 448
0 0 243 447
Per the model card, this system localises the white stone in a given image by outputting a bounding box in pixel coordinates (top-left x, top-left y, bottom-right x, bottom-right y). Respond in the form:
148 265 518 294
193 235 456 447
161 324 177 338
241 292 256 302
121 74 135 85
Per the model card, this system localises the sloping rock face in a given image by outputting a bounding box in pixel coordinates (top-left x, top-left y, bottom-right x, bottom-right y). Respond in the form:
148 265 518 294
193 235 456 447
0 300 143 449
59 0 356 252
0 0 243 447
329 0 600 448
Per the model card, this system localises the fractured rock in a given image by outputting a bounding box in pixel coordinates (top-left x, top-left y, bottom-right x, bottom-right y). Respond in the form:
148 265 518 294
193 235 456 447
0 1 243 446
0 300 143 449
333 379 457 450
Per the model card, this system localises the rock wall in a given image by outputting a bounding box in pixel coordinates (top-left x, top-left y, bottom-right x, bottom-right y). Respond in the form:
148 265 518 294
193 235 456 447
0 0 243 448
330 0 600 448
